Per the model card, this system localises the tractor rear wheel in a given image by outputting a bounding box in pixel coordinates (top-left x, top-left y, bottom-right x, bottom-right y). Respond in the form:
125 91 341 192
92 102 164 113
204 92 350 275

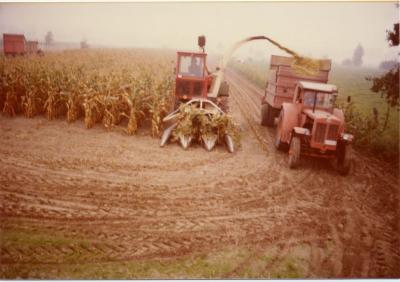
288 136 301 169
274 126 283 150
337 143 352 175
274 111 286 151
218 81 230 97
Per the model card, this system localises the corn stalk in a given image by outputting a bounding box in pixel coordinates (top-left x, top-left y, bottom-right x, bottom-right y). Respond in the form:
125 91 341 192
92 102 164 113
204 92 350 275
83 94 105 129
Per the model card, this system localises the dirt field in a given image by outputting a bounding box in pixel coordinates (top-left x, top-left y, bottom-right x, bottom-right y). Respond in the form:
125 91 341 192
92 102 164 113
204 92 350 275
0 70 399 278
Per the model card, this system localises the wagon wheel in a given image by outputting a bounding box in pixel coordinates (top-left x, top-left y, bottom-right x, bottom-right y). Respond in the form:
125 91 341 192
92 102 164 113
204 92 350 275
261 104 269 126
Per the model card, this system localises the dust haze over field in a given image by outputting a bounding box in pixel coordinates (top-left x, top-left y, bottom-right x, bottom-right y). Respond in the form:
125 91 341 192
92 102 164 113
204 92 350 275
0 1 398 66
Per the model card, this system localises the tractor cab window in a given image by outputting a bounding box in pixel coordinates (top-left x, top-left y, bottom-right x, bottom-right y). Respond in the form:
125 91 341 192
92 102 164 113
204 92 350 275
303 91 336 109
303 91 316 107
178 55 204 78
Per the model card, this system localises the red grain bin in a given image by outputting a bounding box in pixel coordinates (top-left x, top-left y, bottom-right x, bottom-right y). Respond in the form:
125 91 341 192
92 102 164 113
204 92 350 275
260 55 331 127
3 33 26 56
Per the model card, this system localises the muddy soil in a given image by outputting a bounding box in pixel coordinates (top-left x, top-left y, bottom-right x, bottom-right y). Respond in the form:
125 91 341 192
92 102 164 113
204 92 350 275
0 70 399 278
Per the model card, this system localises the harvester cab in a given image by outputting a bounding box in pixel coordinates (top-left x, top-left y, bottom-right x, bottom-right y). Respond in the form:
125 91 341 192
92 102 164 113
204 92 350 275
275 81 354 175
175 52 210 105
173 35 229 112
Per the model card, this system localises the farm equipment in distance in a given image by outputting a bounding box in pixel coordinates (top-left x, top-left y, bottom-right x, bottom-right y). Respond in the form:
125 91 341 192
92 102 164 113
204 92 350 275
3 33 43 56
274 81 353 175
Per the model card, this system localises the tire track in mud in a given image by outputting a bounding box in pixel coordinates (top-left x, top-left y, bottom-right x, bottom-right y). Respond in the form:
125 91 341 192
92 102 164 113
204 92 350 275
226 70 282 154
226 69 399 278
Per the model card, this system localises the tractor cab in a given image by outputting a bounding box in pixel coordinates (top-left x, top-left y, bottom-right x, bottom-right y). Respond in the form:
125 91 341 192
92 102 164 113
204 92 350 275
292 81 343 147
175 52 212 105
293 81 338 113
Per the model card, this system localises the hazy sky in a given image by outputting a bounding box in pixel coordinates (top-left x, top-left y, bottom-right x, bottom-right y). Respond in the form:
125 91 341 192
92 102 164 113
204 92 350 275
0 2 398 66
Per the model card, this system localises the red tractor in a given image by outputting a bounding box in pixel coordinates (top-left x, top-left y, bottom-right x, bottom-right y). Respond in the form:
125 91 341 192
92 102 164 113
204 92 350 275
274 81 353 175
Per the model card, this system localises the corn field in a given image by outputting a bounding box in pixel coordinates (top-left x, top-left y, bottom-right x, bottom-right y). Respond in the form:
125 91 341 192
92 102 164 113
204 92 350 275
0 49 175 137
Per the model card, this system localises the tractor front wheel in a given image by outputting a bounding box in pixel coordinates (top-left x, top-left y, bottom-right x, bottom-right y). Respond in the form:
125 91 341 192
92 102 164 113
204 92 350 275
337 143 352 175
288 136 301 169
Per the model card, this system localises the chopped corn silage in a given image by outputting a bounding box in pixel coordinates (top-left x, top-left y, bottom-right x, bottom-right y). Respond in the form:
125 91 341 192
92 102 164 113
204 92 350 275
172 104 241 148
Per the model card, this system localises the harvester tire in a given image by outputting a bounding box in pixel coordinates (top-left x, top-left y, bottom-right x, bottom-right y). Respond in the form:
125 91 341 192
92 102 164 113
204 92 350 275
337 143 352 175
218 81 230 97
288 136 301 169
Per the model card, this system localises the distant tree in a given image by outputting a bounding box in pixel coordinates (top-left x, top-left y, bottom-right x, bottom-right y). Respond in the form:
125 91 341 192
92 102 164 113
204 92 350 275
367 22 399 131
387 23 399 47
45 31 54 46
352 44 364 67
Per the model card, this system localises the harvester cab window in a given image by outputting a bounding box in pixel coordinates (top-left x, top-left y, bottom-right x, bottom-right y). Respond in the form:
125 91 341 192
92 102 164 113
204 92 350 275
179 55 204 78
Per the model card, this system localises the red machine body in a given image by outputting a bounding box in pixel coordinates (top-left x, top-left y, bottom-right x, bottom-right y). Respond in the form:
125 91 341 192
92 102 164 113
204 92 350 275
3 34 26 56
175 52 212 104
